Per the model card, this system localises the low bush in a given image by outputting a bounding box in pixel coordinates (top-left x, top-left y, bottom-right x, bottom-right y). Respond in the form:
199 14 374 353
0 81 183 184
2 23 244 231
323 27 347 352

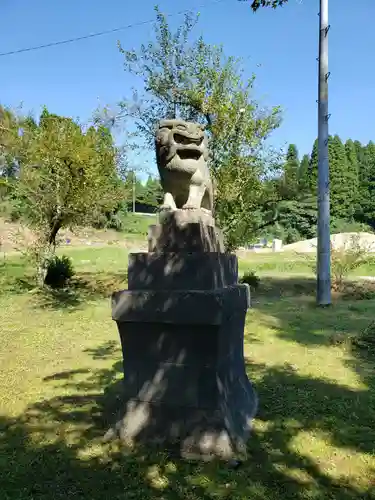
239 270 260 290
44 255 74 289
329 320 375 355
330 235 371 291
298 234 372 292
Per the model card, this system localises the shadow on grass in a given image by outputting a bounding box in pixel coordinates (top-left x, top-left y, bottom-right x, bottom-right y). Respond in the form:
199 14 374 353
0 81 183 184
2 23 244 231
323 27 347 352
256 275 317 299
252 275 375 345
0 258 127 309
0 259 36 296
32 272 127 310
256 275 375 301
253 277 375 385
250 275 375 491
1 335 374 499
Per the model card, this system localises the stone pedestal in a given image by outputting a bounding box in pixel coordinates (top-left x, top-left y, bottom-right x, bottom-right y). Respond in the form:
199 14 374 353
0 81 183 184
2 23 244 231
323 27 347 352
109 210 258 460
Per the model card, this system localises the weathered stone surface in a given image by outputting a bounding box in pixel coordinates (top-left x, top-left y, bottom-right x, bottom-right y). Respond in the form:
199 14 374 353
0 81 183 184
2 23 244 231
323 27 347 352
155 119 214 214
127 252 238 291
112 285 249 325
110 284 257 460
159 208 215 226
148 209 224 253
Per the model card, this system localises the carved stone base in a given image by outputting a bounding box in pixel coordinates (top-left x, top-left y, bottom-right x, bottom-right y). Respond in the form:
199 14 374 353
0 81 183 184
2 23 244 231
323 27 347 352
108 216 258 460
110 285 258 460
128 252 238 291
148 209 224 253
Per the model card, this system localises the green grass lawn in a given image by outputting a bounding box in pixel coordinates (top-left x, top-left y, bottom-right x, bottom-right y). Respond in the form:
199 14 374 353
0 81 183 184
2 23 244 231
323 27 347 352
238 251 375 277
120 212 158 238
1 248 375 499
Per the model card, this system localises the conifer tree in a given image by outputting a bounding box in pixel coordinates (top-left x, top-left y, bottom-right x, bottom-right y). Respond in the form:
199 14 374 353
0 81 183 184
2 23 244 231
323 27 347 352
344 139 359 217
329 135 351 219
309 138 319 193
280 144 299 199
358 141 375 226
298 154 310 193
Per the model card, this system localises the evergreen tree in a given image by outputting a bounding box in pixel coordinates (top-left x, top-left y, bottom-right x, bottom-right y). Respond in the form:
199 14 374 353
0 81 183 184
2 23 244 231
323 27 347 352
272 148 317 242
355 140 369 223
281 144 299 198
357 141 375 227
309 135 353 220
355 140 370 207
298 154 310 193
309 138 319 192
354 140 365 164
275 194 317 243
344 139 359 216
329 135 350 219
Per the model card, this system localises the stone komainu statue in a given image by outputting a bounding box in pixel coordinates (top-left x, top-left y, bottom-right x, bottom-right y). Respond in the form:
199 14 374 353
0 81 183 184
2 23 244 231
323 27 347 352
155 119 214 215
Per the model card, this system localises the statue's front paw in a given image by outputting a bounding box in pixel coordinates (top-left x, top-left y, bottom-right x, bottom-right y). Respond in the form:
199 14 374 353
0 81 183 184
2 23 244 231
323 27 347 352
160 204 175 212
182 203 197 210
200 207 212 215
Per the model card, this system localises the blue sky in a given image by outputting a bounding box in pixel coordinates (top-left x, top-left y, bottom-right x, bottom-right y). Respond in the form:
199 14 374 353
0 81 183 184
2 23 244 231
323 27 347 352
1 0 374 173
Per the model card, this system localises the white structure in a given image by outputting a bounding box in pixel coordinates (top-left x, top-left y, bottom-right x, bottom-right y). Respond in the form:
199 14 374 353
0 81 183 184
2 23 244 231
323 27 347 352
272 239 283 252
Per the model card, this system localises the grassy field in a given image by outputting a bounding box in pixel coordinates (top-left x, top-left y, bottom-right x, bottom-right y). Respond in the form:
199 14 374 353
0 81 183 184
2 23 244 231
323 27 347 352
238 251 375 277
1 247 375 499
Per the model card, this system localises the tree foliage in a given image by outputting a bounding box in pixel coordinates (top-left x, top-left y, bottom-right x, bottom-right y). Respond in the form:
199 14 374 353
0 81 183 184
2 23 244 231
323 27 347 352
298 154 310 194
1 106 125 283
17 108 123 246
119 6 282 250
270 135 375 244
278 144 299 199
0 105 22 181
357 141 375 226
249 0 289 10
308 135 357 220
142 176 163 208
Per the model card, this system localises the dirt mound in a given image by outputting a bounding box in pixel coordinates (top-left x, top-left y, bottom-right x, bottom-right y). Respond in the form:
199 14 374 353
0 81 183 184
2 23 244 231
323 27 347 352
284 232 375 253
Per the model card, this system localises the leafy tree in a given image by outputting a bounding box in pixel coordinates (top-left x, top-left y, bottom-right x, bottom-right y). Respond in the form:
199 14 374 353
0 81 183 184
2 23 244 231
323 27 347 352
142 176 163 208
0 105 21 181
272 194 317 243
119 6 282 250
14 108 124 283
250 0 289 10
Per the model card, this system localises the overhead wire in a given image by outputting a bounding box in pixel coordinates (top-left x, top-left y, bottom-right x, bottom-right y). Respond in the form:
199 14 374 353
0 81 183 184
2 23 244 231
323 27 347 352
0 0 225 58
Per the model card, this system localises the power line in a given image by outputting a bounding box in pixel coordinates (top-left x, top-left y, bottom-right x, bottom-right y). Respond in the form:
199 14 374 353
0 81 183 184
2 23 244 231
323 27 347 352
0 0 224 58
0 19 155 58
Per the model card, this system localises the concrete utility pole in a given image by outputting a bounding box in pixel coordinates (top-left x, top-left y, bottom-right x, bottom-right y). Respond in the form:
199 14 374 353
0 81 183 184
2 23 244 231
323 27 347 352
316 0 331 306
132 171 136 213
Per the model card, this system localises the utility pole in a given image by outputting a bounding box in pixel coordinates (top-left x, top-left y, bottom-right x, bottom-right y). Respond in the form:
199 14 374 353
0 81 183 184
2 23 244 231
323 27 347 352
316 0 331 306
132 171 136 213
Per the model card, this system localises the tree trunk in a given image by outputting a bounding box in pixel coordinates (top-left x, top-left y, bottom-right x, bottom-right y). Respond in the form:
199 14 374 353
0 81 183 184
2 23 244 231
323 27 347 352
35 221 61 287
48 219 62 249
36 245 54 287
